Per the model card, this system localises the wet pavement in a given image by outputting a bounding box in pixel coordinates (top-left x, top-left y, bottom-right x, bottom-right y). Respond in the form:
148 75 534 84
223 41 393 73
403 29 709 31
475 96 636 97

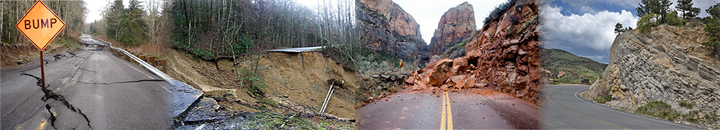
356 90 538 129
1 35 171 129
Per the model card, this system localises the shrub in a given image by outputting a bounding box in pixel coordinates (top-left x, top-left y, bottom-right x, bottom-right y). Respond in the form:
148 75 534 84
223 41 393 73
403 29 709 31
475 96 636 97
679 100 694 109
636 101 681 121
483 0 517 24
665 11 686 26
637 13 661 32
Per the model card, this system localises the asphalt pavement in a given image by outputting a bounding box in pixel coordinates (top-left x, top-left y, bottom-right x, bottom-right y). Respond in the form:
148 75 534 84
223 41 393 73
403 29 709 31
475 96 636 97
1 35 171 129
357 90 538 129
541 85 701 129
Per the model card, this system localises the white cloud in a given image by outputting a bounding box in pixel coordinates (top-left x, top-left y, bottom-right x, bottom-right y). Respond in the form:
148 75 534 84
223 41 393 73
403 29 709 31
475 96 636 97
541 5 638 63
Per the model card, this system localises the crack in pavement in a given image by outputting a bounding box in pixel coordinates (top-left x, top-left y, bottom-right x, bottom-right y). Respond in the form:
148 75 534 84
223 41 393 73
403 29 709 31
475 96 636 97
77 79 165 85
21 72 93 129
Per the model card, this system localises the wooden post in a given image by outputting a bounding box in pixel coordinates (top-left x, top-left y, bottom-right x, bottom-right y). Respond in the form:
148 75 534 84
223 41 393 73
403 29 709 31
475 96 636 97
149 56 156 67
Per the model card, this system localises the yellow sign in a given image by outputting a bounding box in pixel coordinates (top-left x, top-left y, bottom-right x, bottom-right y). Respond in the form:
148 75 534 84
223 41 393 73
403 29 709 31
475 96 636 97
15 0 65 51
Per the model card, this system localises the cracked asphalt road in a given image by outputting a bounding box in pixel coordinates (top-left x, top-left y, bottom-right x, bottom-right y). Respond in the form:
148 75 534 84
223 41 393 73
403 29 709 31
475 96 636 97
2 35 171 129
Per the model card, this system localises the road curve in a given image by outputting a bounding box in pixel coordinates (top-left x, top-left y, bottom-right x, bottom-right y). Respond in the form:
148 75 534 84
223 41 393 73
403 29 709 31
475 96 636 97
541 85 701 129
357 90 537 129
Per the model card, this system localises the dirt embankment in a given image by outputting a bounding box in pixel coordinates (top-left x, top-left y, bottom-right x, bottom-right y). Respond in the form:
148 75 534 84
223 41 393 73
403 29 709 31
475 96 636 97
165 49 358 119
1 43 80 68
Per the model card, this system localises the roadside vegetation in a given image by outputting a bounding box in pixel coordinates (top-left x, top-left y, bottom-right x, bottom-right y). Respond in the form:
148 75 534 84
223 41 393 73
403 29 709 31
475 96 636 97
634 101 718 124
633 0 720 54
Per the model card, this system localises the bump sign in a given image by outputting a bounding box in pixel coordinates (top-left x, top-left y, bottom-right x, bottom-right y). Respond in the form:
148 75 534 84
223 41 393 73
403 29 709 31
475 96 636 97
15 0 66 51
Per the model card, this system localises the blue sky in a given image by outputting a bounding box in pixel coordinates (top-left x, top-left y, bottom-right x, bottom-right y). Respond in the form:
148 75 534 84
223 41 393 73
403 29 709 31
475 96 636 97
541 0 715 63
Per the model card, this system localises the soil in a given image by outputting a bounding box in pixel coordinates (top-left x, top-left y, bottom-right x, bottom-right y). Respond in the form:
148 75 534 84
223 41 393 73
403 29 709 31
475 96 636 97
1 43 78 68
165 49 358 119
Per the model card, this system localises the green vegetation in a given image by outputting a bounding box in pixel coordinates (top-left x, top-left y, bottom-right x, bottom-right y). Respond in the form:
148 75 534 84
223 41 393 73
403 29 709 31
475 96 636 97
704 4 720 50
614 23 633 35
103 0 148 46
636 0 673 24
540 48 607 84
679 100 694 109
637 13 660 32
636 101 681 121
676 0 701 19
239 66 267 98
593 95 612 103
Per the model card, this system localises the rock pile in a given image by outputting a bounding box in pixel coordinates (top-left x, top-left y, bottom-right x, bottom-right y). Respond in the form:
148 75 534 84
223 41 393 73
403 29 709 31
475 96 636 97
405 0 539 103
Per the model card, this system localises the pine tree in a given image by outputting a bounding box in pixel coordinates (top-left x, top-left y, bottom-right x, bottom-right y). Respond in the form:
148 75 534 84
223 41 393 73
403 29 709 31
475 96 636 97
676 0 700 19
636 0 672 23
105 0 123 40
614 23 624 35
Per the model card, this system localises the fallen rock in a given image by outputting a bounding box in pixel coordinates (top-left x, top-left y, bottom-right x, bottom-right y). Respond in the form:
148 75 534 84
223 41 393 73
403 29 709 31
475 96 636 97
428 59 454 86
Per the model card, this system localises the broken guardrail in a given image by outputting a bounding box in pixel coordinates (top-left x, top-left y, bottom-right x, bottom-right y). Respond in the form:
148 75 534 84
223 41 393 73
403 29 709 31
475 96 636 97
92 37 202 119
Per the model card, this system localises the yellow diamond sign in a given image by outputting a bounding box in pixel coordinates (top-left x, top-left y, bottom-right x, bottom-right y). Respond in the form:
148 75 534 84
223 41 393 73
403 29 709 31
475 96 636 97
15 0 65 51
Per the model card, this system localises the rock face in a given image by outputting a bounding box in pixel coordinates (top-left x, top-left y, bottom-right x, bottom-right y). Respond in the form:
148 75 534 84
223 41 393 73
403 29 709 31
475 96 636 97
406 0 539 104
428 2 476 57
588 25 720 116
356 0 427 60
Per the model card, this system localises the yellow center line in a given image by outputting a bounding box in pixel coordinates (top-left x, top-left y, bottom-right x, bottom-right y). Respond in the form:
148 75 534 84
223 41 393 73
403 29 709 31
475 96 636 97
546 88 630 130
446 91 453 130
36 119 46 130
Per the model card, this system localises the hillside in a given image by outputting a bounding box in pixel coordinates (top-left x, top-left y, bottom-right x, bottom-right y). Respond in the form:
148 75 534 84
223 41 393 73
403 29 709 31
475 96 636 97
540 48 607 84
585 24 720 128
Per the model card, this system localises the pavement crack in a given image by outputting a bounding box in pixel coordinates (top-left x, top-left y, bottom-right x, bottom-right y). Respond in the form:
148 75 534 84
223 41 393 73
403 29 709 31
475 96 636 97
20 72 43 87
45 104 57 130
77 79 165 85
79 68 96 73
43 91 93 129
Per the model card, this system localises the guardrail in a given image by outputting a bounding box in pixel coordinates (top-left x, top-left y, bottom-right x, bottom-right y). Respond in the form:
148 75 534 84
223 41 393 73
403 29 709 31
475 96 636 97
92 38 173 82
91 37 203 118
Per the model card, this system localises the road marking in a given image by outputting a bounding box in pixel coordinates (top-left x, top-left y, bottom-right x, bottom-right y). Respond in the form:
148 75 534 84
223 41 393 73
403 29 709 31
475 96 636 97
440 91 453 130
546 88 630 130
36 119 46 130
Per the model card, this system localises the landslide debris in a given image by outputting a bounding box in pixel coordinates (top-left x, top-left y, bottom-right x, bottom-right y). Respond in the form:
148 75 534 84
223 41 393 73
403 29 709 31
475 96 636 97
405 0 539 104
584 24 720 128
167 49 357 128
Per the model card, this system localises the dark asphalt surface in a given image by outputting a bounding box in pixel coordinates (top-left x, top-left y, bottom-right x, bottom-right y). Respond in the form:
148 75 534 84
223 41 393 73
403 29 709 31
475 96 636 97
1 35 171 129
541 85 701 129
357 90 538 129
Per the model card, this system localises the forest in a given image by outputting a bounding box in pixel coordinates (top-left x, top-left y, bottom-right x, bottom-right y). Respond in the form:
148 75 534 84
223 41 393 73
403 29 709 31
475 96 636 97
0 0 87 46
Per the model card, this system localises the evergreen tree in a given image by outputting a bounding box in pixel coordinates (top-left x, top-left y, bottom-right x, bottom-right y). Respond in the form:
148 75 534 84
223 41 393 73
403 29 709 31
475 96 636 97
636 0 672 23
117 0 148 46
105 0 123 40
615 23 624 35
704 3 720 50
675 0 700 19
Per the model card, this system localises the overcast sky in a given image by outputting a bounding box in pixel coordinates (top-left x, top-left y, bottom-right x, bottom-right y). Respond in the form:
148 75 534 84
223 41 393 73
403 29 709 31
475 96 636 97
541 0 717 63
393 0 507 44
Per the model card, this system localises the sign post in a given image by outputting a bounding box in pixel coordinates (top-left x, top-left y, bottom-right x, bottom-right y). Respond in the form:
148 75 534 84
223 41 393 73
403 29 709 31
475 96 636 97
15 0 66 97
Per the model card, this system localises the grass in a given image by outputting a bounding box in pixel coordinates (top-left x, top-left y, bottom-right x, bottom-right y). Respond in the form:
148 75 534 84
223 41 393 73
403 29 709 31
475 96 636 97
635 101 681 121
593 95 612 103
679 100 693 109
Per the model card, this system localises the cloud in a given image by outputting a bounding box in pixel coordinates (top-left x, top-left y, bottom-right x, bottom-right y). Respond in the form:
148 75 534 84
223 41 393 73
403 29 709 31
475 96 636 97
541 5 638 63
